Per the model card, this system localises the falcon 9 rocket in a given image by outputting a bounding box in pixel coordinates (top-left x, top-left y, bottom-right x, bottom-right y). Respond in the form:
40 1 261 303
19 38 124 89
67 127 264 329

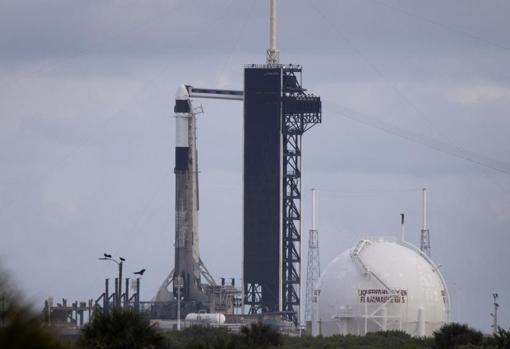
173 85 207 303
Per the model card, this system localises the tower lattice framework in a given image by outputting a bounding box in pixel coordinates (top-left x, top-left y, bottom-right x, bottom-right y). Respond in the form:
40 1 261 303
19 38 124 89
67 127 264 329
304 223 320 322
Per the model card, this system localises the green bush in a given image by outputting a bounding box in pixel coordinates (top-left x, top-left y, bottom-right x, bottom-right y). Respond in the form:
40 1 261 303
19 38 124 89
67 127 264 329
161 326 242 349
433 323 484 349
282 330 432 349
80 308 163 349
240 322 283 348
0 270 65 349
493 327 510 349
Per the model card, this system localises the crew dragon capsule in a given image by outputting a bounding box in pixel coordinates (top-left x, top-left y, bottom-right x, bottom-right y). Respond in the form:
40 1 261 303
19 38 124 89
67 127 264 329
173 85 207 303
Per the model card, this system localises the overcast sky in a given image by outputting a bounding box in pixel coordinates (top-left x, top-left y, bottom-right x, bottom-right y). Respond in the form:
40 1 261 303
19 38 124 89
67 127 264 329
1 0 509 332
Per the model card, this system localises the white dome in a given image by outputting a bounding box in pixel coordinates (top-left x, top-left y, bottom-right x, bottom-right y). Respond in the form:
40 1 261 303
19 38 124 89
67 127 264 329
315 239 449 337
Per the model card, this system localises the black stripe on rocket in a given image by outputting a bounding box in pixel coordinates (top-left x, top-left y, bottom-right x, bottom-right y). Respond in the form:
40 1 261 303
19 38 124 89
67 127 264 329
175 147 189 172
174 100 191 113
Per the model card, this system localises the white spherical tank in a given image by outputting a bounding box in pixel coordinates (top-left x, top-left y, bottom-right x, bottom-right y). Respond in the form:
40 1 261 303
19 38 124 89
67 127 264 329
314 239 449 337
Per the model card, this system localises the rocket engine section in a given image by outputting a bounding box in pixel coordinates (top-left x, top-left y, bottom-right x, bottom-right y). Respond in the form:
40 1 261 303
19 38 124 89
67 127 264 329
173 85 206 303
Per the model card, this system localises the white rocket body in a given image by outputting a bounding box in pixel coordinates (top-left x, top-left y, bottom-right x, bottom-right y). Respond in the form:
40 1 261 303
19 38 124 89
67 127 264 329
173 85 205 302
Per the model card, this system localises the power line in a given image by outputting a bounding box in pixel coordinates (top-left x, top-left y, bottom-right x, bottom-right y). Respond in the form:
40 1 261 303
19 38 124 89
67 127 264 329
308 1 510 176
325 100 510 176
366 0 510 51
308 0 510 160
307 2 457 145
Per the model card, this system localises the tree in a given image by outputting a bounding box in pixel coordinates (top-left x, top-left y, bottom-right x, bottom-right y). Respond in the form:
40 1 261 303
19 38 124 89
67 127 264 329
240 322 282 348
433 323 483 349
173 326 239 349
80 308 163 349
0 269 65 349
494 327 510 349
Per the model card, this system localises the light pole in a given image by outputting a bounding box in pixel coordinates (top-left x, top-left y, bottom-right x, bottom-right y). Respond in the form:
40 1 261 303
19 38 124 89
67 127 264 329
99 254 125 308
174 276 183 330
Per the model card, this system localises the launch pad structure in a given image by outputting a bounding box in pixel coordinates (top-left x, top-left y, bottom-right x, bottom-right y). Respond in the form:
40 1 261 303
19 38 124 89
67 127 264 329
243 0 322 325
155 0 321 326
243 64 321 324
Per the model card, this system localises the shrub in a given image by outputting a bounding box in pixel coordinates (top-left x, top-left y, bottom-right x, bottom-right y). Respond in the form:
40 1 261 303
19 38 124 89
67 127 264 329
0 270 65 349
494 327 510 349
240 322 283 348
433 323 483 349
80 308 163 349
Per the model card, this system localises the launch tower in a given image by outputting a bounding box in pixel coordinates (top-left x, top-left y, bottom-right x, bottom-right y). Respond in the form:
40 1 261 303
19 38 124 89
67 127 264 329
243 0 322 324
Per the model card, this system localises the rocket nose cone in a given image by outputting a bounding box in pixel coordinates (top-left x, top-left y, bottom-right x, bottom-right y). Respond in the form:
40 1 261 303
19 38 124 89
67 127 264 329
176 85 189 100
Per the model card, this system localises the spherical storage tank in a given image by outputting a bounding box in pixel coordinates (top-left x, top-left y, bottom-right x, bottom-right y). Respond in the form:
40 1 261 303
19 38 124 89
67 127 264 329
314 239 449 337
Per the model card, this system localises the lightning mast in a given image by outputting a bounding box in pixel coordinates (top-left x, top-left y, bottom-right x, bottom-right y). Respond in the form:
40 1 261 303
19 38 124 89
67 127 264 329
420 188 431 257
305 189 320 323
266 0 279 64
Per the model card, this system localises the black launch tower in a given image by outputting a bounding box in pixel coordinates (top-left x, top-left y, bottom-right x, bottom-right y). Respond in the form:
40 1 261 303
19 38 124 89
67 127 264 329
243 64 321 324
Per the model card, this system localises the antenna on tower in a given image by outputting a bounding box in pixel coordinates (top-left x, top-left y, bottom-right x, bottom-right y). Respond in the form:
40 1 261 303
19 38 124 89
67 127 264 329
266 0 279 64
420 188 431 257
305 189 321 325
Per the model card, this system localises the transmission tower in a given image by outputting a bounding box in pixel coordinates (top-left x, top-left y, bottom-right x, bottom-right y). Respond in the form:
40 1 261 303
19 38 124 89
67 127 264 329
420 188 431 257
305 189 320 323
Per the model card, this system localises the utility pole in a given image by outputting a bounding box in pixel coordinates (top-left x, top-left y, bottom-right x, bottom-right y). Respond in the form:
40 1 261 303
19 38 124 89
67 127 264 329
104 279 109 312
99 254 125 309
118 259 123 307
125 278 129 307
490 293 499 333
132 278 141 312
